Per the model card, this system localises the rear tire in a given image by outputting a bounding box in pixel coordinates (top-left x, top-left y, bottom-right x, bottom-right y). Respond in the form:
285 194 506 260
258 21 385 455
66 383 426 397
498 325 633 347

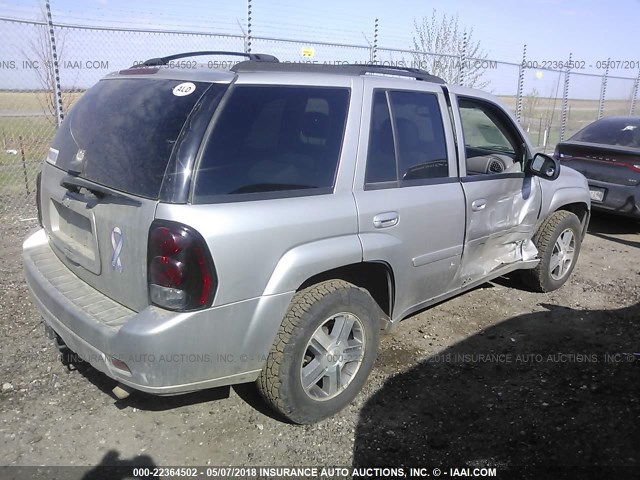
257 280 381 424
521 210 582 292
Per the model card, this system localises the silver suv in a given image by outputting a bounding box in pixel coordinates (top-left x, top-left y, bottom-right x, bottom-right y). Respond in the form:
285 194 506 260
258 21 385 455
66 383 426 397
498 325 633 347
24 52 591 424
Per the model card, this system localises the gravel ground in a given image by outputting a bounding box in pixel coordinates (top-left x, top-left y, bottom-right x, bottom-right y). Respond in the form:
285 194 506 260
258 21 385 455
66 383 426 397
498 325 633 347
0 210 638 476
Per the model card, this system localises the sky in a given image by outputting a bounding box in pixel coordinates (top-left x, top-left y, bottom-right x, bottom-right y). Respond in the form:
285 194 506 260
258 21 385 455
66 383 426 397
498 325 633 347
0 0 639 96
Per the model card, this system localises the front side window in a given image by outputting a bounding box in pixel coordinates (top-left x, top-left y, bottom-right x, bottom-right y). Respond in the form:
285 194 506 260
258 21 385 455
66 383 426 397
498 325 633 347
365 90 449 188
193 86 349 201
458 98 526 175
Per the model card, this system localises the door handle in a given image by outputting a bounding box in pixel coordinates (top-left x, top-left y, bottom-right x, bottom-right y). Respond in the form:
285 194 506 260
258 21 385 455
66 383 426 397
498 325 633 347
373 212 399 228
471 199 487 211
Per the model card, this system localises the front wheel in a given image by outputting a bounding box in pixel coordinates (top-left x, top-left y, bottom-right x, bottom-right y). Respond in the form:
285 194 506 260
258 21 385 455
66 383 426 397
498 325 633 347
521 210 583 292
257 280 381 424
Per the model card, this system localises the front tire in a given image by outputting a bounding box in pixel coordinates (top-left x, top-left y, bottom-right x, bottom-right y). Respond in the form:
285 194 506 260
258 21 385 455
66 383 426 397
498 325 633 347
522 210 582 292
257 280 381 424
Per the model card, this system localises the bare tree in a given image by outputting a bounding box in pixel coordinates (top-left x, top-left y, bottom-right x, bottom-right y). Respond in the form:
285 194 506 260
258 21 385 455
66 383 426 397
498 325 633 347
412 9 489 88
21 14 74 125
522 87 541 125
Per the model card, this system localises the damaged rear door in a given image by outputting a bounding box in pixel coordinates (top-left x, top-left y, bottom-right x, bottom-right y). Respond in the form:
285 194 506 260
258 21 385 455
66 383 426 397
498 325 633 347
448 91 542 285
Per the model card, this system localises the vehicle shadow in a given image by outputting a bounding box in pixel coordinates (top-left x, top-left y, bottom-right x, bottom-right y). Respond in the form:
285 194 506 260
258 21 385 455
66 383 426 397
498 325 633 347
60 357 231 412
61 349 293 421
587 212 640 249
80 450 157 479
232 383 291 423
353 302 639 474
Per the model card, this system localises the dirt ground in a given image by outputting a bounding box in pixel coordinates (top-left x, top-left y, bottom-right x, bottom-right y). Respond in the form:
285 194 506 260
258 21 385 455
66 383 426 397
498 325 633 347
0 210 638 477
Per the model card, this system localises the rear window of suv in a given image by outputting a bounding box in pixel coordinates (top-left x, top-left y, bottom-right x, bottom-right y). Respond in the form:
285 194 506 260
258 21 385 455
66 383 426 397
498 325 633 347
50 78 222 199
193 85 350 202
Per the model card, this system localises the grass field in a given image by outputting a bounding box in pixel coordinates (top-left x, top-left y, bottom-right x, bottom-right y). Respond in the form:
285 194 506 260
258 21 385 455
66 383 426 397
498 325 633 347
1 91 633 153
499 95 634 150
0 113 50 213
0 154 40 215
0 91 84 113
0 116 55 175
0 90 635 214
0 92 64 213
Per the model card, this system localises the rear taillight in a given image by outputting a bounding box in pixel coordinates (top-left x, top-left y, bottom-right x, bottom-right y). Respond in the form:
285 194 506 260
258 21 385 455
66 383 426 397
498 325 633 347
147 221 217 311
554 147 572 160
556 145 640 172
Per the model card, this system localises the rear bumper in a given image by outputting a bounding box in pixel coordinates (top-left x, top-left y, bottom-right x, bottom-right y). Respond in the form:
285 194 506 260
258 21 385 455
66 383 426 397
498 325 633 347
587 180 640 218
23 229 293 395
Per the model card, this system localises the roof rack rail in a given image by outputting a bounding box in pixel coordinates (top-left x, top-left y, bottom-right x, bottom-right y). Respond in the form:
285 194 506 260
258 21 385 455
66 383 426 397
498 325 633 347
230 61 445 84
135 51 279 67
344 63 445 83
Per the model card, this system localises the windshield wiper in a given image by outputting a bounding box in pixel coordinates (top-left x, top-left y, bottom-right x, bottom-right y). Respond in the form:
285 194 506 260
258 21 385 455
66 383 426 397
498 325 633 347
60 175 141 205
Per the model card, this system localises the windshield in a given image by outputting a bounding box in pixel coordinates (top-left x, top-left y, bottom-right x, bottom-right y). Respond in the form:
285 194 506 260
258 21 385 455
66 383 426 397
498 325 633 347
50 78 219 199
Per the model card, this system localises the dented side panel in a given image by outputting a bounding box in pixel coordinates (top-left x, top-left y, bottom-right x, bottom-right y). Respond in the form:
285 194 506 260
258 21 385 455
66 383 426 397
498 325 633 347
458 175 542 283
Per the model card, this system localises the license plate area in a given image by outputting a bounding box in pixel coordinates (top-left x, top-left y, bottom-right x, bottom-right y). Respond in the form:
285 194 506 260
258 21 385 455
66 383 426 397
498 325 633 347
589 187 605 203
49 198 101 274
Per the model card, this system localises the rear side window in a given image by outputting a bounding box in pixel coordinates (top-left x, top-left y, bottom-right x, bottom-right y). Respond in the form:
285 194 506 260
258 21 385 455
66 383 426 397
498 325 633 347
51 78 217 199
365 91 397 184
365 90 449 188
193 86 350 202
391 91 449 181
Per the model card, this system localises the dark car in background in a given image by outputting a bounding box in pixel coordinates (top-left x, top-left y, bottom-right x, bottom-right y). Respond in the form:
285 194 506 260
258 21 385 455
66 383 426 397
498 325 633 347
555 116 640 219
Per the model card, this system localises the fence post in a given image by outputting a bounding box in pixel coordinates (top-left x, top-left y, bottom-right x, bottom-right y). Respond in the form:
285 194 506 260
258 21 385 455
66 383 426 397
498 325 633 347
246 0 252 54
515 44 527 123
597 58 609 119
19 136 30 196
630 70 640 116
458 31 468 86
560 53 571 141
45 0 63 127
372 17 379 64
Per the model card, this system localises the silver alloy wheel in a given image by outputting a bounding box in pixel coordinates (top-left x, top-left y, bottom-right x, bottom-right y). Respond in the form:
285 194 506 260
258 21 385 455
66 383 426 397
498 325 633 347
550 228 576 281
300 312 365 401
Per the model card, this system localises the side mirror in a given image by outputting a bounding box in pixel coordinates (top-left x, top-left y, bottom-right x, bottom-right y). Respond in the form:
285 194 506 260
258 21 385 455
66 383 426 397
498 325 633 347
526 152 560 181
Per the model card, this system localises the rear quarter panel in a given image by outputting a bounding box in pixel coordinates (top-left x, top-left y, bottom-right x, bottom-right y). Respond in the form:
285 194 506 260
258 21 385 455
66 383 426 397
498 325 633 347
156 76 364 304
155 193 361 306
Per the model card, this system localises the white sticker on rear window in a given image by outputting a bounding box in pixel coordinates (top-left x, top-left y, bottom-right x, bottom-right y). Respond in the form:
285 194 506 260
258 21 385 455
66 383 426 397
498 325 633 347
172 82 196 97
46 147 59 165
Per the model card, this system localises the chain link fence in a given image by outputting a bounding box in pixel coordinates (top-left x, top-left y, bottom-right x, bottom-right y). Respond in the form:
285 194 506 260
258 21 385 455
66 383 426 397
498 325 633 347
1 18 55 221
1 15 639 220
252 37 371 64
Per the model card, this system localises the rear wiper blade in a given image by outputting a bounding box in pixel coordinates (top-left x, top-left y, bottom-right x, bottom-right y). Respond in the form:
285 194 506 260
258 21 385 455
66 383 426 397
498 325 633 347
60 175 141 205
